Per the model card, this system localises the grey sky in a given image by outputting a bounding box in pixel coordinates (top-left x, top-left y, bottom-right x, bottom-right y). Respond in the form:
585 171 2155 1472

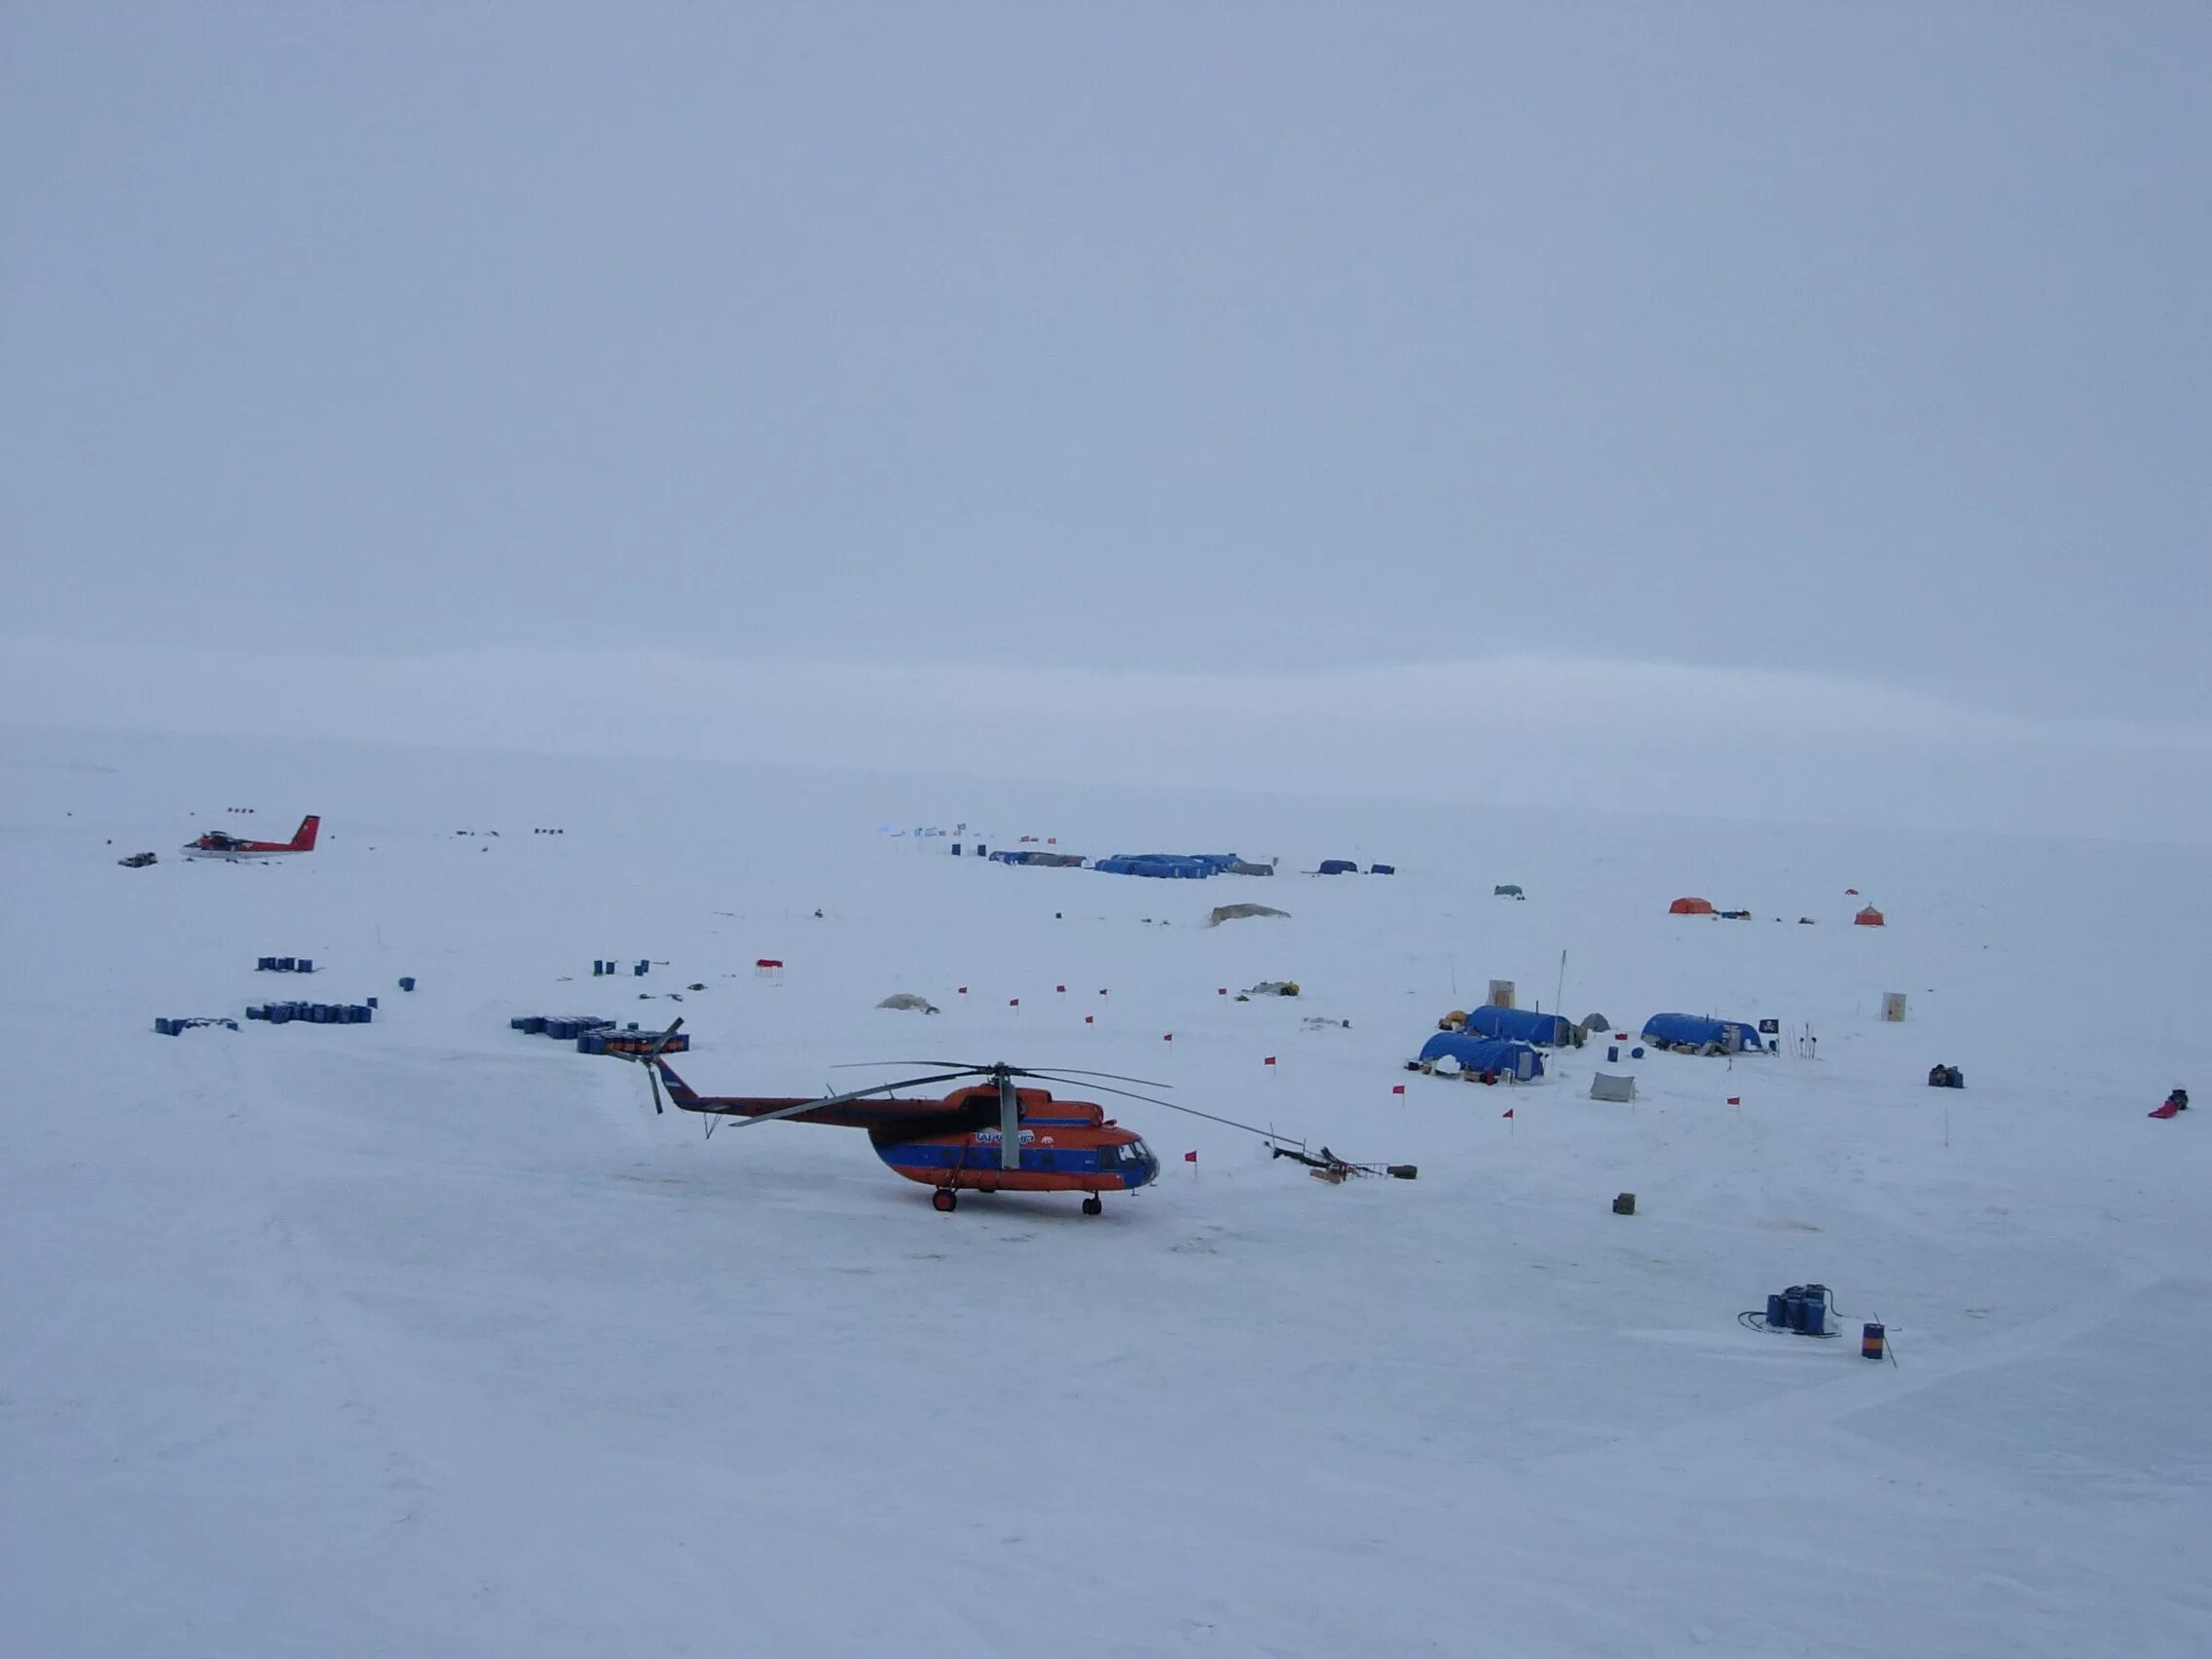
3 5 2206 831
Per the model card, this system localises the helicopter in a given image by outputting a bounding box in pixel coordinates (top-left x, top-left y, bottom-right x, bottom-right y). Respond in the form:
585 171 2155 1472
618 1020 1382 1214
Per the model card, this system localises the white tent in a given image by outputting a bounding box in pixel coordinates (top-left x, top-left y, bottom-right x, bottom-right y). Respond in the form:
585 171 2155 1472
1589 1072 1637 1102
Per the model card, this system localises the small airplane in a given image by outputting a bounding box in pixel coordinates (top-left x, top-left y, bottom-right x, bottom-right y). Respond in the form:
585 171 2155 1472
182 814 320 861
621 1020 1314 1214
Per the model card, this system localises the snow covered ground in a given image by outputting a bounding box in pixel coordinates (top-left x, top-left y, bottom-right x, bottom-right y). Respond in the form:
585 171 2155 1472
4 725 2209 1657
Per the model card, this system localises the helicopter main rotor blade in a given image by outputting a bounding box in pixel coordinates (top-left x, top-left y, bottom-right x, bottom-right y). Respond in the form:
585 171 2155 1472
1001 1066 1172 1088
721 1070 983 1130
1019 1072 1299 1147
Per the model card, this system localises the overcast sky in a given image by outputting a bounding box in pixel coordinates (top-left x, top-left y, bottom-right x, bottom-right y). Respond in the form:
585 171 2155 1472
3 5 2205 835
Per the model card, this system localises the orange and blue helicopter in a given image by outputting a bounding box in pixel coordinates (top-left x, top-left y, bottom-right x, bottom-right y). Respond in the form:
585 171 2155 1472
623 1020 1386 1214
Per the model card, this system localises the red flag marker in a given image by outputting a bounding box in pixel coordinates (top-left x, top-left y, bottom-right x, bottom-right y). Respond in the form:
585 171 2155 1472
1263 1055 1276 1066
1009 998 1019 1008
1162 1033 1173 1043
1184 1150 1198 1163
1055 984 1065 993
1391 1084 1406 1095
1727 1096 1741 1106
957 986 968 995
1098 988 1108 996
1084 1014 1093 1024
1501 1108 1515 1119
1217 987 1227 996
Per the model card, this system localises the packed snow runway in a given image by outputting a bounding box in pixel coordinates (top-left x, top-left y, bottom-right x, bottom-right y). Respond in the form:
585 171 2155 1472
4 729 2208 1657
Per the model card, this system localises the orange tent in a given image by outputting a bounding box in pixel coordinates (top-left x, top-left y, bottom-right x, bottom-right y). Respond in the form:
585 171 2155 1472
1669 897 1714 915
1855 906 1885 927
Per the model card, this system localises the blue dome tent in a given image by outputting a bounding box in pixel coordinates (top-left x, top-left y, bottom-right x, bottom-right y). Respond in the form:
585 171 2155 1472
1462 1005 1574 1047
1416 1032 1544 1081
1641 1014 1764 1053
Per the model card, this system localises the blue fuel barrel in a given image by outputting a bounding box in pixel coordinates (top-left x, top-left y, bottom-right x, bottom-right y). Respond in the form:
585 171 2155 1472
297 958 313 974
397 977 415 992
366 997 377 1010
1607 1046 1620 1062
1862 1322 1886 1361
1630 1046 1645 1059
154 1018 174 1036
278 957 296 972
592 961 604 977
1765 1293 1788 1328
1784 1294 1807 1332
269 1005 291 1024
357 1005 372 1022
1800 1293 1825 1336
258 956 276 972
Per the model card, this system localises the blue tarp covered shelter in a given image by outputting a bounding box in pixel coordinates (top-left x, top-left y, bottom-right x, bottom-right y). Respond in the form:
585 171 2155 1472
1317 859 1358 875
1417 1032 1545 1080
1463 1005 1574 1047
1641 1013 1764 1052
1092 854 1219 878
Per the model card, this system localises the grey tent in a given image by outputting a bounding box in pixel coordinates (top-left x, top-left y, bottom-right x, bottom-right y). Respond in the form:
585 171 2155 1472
876 993 940 1014
1494 884 1525 898
1589 1072 1637 1102
1579 1013 1612 1034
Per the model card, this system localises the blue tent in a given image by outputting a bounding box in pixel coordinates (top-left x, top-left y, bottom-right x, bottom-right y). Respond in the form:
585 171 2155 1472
1463 1005 1573 1047
1417 1032 1544 1080
1641 1013 1764 1052
1090 853 1222 879
1317 859 1358 875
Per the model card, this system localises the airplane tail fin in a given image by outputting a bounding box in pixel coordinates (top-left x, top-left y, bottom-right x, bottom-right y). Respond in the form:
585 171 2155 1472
653 1058 702 1107
288 815 320 851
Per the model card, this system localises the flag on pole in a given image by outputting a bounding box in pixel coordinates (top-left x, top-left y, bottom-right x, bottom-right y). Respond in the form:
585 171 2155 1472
1501 1108 1515 1119
1055 984 1065 993
1009 998 1019 1008
957 986 968 994
1184 1150 1198 1162
1085 1014 1093 1024
1391 1084 1406 1094
1727 1096 1741 1105
1217 987 1227 996
1263 1055 1276 1067
1162 1032 1173 1042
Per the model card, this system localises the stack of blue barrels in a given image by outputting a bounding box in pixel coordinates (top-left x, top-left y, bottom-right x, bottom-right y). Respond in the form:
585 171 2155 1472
510 1014 614 1041
247 1002 374 1025
256 956 316 973
1763 1284 1830 1336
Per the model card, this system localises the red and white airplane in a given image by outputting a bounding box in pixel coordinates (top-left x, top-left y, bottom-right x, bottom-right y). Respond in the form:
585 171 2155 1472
182 814 320 861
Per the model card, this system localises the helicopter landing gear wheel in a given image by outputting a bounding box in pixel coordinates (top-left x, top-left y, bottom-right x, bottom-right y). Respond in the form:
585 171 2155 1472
933 1189 957 1213
1082 1196 1103 1217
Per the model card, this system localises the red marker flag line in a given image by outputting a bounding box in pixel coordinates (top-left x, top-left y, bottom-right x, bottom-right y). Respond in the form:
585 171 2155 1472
1085 1015 1094 1025
1162 1032 1174 1043
1391 1084 1406 1095
1184 1150 1198 1163
1056 984 1065 993
1263 1055 1276 1066
1727 1096 1741 1106
1009 998 1020 1008
957 986 968 995
1501 1108 1515 1119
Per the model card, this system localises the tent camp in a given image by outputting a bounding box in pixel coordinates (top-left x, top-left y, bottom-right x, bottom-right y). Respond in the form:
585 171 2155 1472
1316 860 1358 875
1669 897 1715 915
1416 1032 1544 1081
1462 1005 1576 1047
1589 1072 1637 1102
1493 884 1525 899
1641 1013 1764 1053
1855 906 1886 927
